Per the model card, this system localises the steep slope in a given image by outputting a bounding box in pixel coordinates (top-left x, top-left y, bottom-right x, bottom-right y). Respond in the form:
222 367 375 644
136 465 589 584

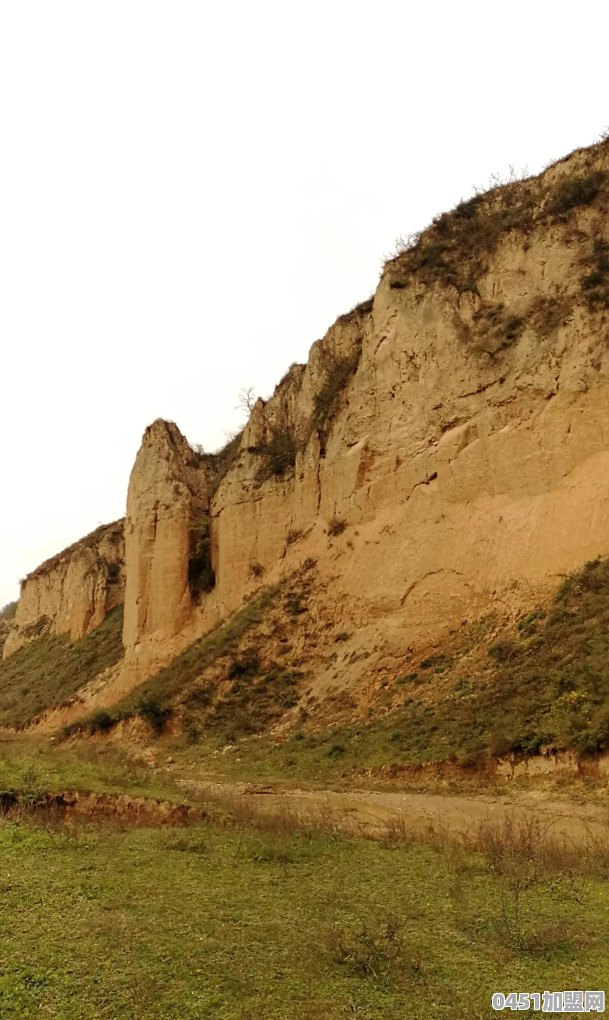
4 136 609 743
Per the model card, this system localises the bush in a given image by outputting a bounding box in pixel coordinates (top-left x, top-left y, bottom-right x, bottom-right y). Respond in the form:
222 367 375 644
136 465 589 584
311 347 362 430
188 517 215 598
227 651 261 680
385 184 536 293
528 294 572 336
467 300 526 354
488 640 518 663
325 743 346 758
336 296 374 324
327 517 347 537
328 914 420 985
137 697 173 734
581 239 609 311
548 170 608 218
255 424 297 480
87 710 117 734
198 431 244 496
0 601 17 621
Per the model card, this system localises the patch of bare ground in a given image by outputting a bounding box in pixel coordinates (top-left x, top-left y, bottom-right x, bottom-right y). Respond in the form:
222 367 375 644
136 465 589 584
179 778 609 849
0 790 204 826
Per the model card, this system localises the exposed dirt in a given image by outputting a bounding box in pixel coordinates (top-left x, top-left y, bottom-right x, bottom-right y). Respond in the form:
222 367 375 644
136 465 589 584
3 776 607 846
0 790 203 827
182 779 609 844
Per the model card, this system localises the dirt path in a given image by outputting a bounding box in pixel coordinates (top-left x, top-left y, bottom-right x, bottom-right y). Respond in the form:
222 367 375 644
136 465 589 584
183 779 609 844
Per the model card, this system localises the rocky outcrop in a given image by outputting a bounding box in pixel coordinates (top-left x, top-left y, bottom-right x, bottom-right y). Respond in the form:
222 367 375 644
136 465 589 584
6 137 609 706
3 521 125 658
122 420 215 655
203 140 609 661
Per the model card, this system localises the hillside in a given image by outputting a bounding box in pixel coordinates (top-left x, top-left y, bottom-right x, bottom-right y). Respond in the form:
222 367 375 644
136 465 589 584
4 136 609 769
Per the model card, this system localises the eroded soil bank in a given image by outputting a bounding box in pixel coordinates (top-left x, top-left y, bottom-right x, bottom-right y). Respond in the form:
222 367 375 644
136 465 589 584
0 790 203 826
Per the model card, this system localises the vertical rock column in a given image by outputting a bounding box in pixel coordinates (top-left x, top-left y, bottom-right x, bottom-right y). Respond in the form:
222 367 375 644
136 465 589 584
122 420 213 653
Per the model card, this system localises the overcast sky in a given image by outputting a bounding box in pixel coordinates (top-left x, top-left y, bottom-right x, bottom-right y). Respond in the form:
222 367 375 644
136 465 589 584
1 0 608 607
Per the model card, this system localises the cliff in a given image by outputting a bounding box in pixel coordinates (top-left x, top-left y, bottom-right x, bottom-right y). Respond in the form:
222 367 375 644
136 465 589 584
3 520 125 658
5 136 609 729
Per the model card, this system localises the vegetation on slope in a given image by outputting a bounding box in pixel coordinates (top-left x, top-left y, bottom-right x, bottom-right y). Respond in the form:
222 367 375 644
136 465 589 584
0 606 124 728
382 139 609 361
385 140 609 298
388 555 609 762
173 557 609 786
0 602 17 621
56 556 609 782
63 565 319 742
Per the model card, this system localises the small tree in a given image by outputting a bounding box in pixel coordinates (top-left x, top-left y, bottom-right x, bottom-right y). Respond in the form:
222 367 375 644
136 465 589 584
236 387 257 415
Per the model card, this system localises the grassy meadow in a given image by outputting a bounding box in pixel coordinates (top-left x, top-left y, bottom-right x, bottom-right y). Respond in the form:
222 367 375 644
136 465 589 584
1 805 608 1020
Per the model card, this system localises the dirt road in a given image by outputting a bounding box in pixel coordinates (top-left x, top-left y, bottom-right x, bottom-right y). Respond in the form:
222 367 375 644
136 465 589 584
183 779 609 844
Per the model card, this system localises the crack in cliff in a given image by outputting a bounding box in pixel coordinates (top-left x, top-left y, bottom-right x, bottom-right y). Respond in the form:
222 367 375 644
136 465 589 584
458 376 505 399
141 504 159 638
400 568 465 606
404 472 438 503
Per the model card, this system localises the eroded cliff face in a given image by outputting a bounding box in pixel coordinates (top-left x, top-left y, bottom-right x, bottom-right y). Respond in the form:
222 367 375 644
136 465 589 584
195 141 609 668
7 138 609 708
122 420 215 656
3 520 125 658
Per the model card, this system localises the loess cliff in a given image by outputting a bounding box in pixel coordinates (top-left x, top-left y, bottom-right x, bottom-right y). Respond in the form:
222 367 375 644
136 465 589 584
3 521 125 659
4 137 609 740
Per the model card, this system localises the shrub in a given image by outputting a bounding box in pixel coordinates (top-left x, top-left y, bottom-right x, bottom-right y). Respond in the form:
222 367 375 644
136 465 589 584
488 640 518 663
227 651 261 680
87 710 117 734
285 593 307 616
528 294 572 336
468 300 526 354
548 170 608 218
328 517 347 537
206 431 243 492
385 184 536 293
0 601 17 621
311 345 362 432
137 697 173 734
336 296 374 324
255 424 297 480
328 914 420 985
325 743 346 757
249 561 265 578
106 562 121 585
188 516 215 598
581 238 609 311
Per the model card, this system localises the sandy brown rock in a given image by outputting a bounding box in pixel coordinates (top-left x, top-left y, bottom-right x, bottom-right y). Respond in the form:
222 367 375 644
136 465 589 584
122 419 215 657
3 521 125 659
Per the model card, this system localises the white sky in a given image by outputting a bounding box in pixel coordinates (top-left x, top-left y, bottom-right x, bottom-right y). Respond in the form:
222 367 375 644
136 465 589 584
1 0 608 607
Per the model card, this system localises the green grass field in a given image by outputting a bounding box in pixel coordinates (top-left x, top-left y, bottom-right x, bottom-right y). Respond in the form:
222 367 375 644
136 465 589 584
0 810 608 1020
